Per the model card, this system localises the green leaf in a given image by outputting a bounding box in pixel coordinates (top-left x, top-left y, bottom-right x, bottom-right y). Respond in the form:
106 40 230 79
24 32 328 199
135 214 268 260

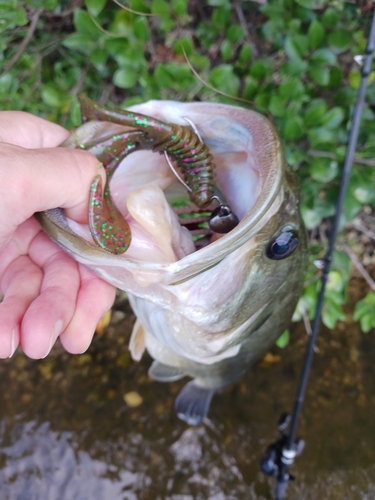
212 5 231 29
249 58 274 79
332 250 352 282
321 107 345 129
354 294 375 333
239 43 253 63
279 79 305 101
174 38 194 57
209 65 240 96
189 54 210 69
262 19 284 44
327 66 343 90
276 330 290 348
322 297 346 329
113 68 139 89
326 271 344 293
208 0 230 5
153 63 175 87
310 157 338 183
62 34 96 54
308 63 330 86
280 59 308 77
360 313 375 333
293 35 309 57
321 7 339 28
296 0 326 8
89 47 108 68
349 169 375 205
284 36 303 61
220 39 232 61
133 17 150 42
69 99 82 126
354 292 375 317
74 9 100 35
26 0 58 8
104 38 129 56
301 207 323 229
283 116 304 140
308 127 336 147
268 95 285 117
342 190 363 223
243 76 258 100
0 73 15 94
0 0 19 6
0 7 27 32
154 63 195 91
85 0 107 17
293 284 318 321
328 29 352 52
254 92 271 111
348 71 361 89
41 84 67 107
304 99 328 127
289 18 302 35
310 48 336 65
227 24 244 44
151 0 170 15
308 20 325 49
171 0 188 16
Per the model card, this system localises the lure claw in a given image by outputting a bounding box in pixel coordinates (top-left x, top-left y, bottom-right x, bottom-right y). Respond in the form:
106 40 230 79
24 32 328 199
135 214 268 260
89 174 131 254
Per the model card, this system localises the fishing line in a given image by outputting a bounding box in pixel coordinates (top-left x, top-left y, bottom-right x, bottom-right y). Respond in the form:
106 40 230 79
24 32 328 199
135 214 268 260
261 7 375 500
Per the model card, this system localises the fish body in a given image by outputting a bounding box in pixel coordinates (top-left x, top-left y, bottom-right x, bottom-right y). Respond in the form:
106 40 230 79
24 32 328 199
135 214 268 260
36 101 307 425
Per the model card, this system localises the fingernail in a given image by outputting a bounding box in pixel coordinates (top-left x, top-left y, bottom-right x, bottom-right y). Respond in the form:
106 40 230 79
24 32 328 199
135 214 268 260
8 328 18 358
42 319 64 359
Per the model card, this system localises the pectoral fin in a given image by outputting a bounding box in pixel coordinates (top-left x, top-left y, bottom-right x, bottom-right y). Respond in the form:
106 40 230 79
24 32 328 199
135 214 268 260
148 361 185 382
175 381 215 426
129 319 146 361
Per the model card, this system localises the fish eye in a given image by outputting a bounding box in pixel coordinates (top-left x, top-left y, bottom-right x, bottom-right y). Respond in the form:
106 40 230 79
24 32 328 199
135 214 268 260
266 227 299 260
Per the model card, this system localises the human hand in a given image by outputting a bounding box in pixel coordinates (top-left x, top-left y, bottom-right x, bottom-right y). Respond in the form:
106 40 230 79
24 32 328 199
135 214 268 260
0 111 116 359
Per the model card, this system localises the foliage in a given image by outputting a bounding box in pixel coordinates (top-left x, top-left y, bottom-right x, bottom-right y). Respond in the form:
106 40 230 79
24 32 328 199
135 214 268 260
354 292 375 333
276 330 290 348
1 0 375 340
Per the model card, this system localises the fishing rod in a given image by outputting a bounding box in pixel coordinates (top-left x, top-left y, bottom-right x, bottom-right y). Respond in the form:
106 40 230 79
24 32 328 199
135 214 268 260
260 7 375 500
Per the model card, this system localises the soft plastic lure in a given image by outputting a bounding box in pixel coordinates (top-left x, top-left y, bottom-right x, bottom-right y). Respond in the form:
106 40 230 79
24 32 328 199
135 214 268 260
79 95 239 254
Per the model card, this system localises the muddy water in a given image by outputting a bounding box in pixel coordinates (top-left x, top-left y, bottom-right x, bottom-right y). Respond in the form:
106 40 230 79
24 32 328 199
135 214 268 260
1 283 375 500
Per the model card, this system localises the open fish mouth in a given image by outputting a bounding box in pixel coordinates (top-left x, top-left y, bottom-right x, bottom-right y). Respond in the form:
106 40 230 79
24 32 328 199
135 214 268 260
59 101 284 275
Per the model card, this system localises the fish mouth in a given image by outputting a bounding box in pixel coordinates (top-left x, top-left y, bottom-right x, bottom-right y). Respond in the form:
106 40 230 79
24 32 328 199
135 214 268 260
47 101 284 284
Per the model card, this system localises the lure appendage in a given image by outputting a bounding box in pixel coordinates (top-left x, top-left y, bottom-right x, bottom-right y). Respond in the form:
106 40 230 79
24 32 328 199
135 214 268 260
85 131 146 254
80 94 217 209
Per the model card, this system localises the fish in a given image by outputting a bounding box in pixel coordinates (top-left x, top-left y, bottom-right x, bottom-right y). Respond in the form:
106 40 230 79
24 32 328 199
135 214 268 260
35 100 308 425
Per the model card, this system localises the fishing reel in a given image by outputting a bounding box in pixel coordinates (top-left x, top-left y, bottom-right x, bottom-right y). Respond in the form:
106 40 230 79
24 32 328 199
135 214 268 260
260 413 304 481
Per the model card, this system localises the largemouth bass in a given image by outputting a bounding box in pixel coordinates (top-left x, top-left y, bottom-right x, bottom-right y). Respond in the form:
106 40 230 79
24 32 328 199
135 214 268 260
36 101 308 425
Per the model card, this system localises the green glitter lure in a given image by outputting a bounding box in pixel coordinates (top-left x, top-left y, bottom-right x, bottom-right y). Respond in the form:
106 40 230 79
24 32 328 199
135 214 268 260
78 95 239 255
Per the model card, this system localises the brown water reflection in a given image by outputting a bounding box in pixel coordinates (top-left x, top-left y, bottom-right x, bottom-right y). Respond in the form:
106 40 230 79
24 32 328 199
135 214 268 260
1 283 375 500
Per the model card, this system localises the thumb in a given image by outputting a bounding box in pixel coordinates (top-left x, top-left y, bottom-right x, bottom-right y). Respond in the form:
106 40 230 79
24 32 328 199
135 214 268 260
0 143 105 240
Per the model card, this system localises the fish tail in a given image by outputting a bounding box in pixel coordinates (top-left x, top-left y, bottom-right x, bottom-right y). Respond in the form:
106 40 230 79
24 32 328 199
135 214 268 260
175 381 215 426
